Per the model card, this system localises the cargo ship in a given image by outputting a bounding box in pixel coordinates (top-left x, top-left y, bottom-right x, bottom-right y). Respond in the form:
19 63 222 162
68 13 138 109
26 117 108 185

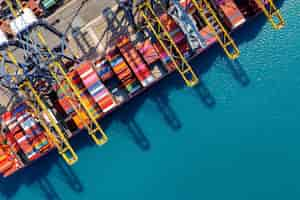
0 0 284 177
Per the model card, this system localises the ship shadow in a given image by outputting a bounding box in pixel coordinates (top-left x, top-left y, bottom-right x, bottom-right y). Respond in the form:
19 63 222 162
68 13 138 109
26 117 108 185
37 177 63 200
0 149 84 199
121 118 151 151
0 151 57 199
150 90 182 131
101 97 151 151
55 159 84 193
136 80 183 131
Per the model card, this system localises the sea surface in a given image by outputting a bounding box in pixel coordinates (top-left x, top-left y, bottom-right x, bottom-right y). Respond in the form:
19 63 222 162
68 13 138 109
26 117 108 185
1 0 299 199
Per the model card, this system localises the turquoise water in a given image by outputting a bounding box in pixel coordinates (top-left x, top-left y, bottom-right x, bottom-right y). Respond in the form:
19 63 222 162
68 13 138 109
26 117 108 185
1 1 300 199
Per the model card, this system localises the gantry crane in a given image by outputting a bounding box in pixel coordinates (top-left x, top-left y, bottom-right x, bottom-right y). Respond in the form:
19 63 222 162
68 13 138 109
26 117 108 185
4 0 108 145
188 0 240 59
253 0 285 29
0 30 78 165
136 0 199 87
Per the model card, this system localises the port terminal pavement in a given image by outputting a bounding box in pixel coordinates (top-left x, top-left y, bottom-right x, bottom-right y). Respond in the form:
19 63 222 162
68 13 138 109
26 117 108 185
0 0 134 110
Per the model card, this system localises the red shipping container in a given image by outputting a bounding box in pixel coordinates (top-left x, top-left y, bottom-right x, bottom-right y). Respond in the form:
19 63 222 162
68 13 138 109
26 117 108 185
177 41 190 55
76 61 94 75
159 13 178 32
136 40 160 65
97 95 116 113
173 31 186 44
199 26 217 47
81 72 100 88
218 0 246 29
117 36 154 87
153 43 176 71
68 70 83 86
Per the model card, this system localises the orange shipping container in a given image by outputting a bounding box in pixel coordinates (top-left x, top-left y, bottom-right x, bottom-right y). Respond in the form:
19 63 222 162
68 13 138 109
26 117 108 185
0 160 13 174
72 111 89 129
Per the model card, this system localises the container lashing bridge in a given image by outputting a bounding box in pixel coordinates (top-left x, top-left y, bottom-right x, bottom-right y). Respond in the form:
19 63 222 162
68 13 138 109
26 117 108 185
188 0 240 59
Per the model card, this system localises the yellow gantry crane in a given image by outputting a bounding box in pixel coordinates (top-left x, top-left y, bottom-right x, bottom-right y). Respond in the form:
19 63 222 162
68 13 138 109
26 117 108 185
253 0 285 29
0 50 78 165
137 0 199 87
5 0 108 145
189 0 240 59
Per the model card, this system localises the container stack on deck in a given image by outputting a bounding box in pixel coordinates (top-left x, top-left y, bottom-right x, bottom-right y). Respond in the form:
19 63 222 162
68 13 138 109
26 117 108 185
106 47 141 94
0 130 23 177
94 58 115 82
76 61 117 113
1 103 52 176
178 0 217 54
15 105 50 155
136 39 161 66
117 36 155 87
154 13 191 71
56 70 103 129
210 0 246 29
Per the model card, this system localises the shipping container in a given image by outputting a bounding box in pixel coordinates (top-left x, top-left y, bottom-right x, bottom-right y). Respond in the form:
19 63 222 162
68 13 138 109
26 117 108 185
136 39 160 65
117 36 155 87
106 47 141 94
94 58 114 81
212 0 246 29
76 62 116 113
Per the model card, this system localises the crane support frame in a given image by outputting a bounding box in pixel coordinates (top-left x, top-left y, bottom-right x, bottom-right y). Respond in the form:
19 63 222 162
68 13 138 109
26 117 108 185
138 1 199 87
190 0 240 59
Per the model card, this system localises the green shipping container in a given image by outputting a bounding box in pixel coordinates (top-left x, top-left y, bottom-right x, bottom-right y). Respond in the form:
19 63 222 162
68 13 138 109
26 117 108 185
41 0 59 10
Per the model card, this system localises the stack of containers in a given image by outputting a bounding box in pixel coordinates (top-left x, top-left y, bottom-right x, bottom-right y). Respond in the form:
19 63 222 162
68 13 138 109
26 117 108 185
81 91 102 117
179 0 196 13
197 26 217 52
0 130 22 177
0 137 21 177
76 61 116 113
153 43 174 72
57 81 78 116
2 110 39 162
94 58 114 82
176 0 218 53
117 36 155 87
155 13 191 71
14 104 50 159
0 144 15 176
136 39 160 65
56 70 103 129
212 0 246 30
71 93 91 130
106 47 141 94
57 96 75 115
1 112 21 153
179 0 215 53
